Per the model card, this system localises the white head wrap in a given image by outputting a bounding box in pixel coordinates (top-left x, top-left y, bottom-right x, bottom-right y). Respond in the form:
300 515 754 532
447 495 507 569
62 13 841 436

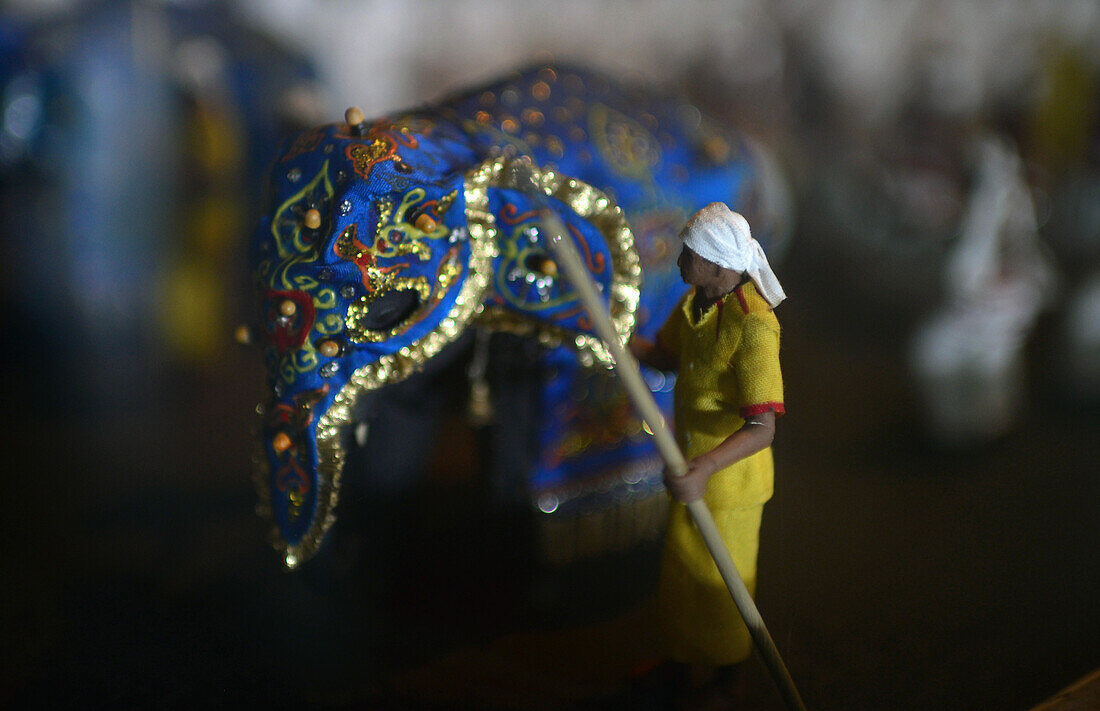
679 202 787 308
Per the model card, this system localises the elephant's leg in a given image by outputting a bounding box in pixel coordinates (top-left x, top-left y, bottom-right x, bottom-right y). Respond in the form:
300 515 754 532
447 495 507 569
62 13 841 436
485 332 545 509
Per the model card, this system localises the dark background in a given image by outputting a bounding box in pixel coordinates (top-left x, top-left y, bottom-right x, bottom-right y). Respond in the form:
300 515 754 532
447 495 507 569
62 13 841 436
3 2 1098 709
5 237 1098 710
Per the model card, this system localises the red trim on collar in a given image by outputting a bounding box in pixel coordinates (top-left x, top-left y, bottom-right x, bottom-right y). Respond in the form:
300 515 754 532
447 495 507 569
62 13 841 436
734 285 750 314
740 402 785 418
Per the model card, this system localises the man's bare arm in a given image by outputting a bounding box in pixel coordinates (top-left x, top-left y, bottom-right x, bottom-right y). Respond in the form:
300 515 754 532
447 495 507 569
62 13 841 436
664 410 776 502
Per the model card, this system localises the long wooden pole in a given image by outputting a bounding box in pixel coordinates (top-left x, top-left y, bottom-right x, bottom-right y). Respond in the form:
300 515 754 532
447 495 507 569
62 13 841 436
512 162 806 711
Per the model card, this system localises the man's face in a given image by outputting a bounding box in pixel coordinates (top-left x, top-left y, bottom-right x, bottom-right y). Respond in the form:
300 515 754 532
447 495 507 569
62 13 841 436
677 245 718 287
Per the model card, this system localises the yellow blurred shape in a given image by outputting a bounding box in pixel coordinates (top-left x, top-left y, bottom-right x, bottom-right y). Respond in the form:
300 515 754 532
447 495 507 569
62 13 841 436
158 261 224 363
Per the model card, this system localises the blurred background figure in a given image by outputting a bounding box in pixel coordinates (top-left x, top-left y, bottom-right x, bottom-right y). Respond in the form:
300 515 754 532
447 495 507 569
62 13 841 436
3 1 1098 709
1 0 321 418
909 135 1056 446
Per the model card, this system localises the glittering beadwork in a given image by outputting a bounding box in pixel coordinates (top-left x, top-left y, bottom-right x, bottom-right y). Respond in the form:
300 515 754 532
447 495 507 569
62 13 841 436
291 163 496 567
467 155 640 367
250 64 784 567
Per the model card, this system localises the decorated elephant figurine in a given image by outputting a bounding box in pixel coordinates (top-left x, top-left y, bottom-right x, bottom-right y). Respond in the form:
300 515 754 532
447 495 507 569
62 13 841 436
250 64 788 568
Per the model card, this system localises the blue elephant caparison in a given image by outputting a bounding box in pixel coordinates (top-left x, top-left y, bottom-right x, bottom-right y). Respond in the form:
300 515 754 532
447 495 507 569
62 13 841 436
251 65 787 568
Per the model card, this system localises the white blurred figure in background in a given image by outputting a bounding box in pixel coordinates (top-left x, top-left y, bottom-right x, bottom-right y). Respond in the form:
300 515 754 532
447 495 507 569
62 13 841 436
909 136 1058 446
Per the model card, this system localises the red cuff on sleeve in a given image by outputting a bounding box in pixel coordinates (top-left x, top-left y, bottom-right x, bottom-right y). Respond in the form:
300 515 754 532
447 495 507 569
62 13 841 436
740 402 785 418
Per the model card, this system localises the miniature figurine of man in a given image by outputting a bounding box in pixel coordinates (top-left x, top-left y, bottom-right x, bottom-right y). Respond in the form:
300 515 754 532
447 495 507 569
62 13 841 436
631 202 786 709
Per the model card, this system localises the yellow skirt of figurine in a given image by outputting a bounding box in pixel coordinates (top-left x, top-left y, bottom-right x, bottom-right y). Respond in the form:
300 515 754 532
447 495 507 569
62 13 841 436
657 501 763 666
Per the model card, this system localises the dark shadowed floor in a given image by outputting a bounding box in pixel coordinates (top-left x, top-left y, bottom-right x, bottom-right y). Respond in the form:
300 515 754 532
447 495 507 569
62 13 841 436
4 234 1099 710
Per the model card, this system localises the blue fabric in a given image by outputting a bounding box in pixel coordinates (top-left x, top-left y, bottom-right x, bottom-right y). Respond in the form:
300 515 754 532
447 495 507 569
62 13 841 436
253 65 778 549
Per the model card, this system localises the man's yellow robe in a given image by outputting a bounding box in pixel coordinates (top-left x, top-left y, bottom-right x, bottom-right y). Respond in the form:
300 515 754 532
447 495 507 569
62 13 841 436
654 281 784 665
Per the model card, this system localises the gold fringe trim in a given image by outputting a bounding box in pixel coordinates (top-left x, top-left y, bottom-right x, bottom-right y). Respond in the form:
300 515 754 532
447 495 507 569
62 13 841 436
264 161 498 569
261 154 642 569
471 156 641 367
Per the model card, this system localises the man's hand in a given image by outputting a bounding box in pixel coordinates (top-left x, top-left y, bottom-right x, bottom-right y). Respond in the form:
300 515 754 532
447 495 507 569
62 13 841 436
664 411 777 503
664 456 720 503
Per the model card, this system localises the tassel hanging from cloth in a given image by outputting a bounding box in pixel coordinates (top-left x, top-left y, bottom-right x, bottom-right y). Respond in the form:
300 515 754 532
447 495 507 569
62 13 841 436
466 327 494 427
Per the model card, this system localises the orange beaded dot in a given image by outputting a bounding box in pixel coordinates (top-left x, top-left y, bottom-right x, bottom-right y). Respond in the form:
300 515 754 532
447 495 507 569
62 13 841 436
344 106 365 126
304 208 322 230
233 324 252 345
536 257 558 277
318 340 340 358
704 136 730 163
279 299 297 317
414 213 437 232
272 432 292 453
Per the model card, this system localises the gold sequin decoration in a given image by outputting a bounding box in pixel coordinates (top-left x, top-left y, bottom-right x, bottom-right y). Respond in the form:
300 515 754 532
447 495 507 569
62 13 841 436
348 139 393 176
340 187 460 343
469 156 641 368
288 490 304 521
263 154 641 568
266 161 497 568
346 274 432 343
436 188 458 217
